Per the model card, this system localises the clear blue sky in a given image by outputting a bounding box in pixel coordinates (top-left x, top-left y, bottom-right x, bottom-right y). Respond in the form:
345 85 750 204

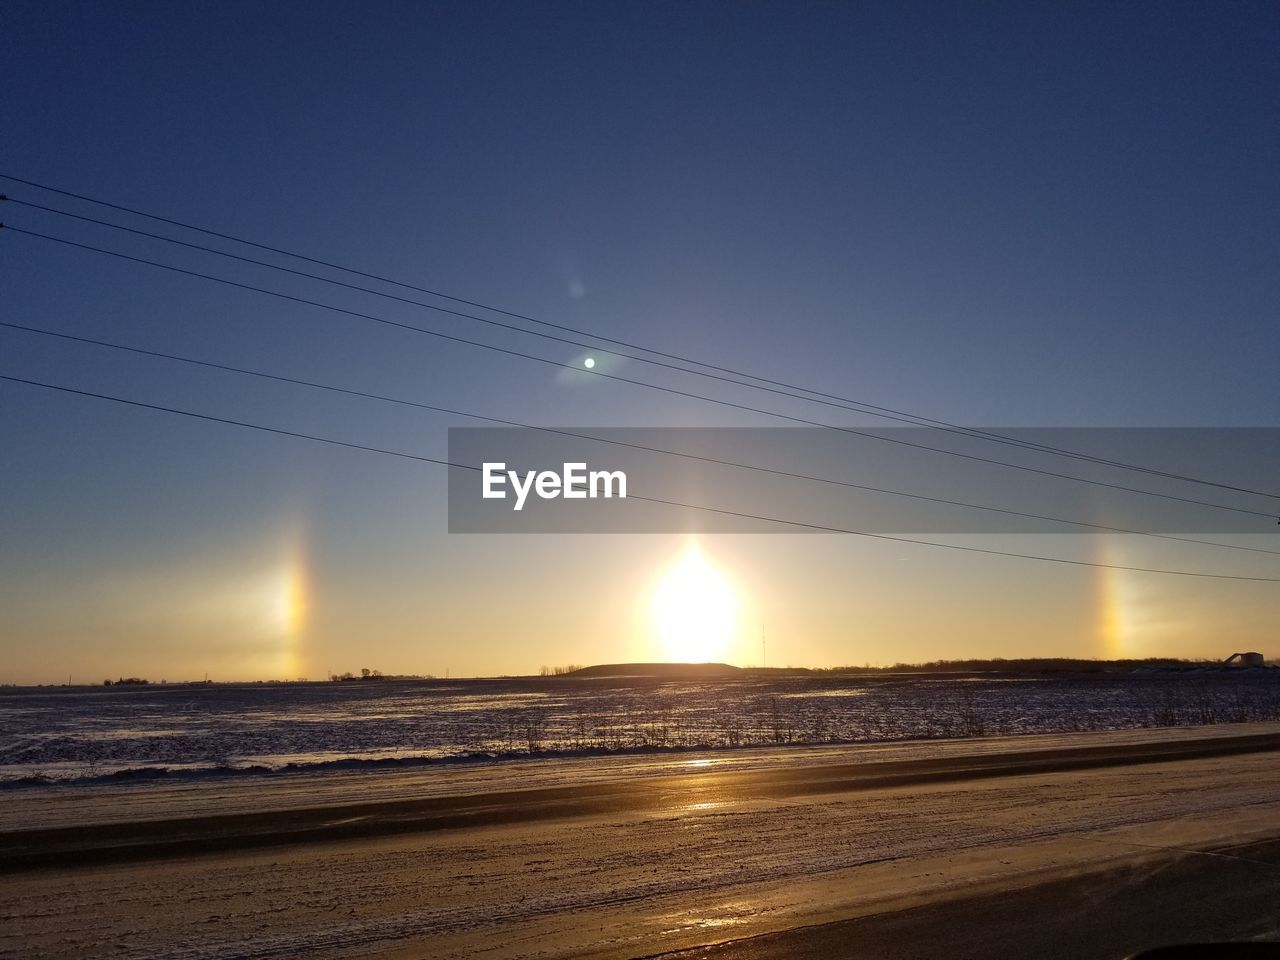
2 1 1278 682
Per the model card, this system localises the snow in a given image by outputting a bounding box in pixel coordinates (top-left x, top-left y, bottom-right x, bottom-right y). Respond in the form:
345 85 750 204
3 672 1278 785
3 726 1279 960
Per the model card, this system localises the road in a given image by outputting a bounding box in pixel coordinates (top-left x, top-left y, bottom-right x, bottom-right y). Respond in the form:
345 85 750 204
649 837 1280 960
2 725 1279 959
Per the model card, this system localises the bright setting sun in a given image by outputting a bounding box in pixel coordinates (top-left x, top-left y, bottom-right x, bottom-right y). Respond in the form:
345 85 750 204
650 545 739 663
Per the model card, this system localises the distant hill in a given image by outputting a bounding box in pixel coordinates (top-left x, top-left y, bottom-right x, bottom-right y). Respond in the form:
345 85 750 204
567 662 743 679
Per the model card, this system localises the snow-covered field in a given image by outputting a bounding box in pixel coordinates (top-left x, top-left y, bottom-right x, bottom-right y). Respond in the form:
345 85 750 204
3 672 1279 784
3 725 1279 960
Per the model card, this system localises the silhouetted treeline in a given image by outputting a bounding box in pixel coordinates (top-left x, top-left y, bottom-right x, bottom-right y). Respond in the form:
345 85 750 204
330 668 385 681
815 657 1223 675
540 664 585 676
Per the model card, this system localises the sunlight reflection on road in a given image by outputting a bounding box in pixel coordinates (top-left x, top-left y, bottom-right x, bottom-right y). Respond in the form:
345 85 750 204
657 899 766 938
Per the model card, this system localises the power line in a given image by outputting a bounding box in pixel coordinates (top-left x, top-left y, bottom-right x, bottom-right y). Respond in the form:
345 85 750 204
6 317 1276 557
2 177 1276 504
9 194 1212 492
4 222 1275 524
0 194 1229 495
3 370 1277 582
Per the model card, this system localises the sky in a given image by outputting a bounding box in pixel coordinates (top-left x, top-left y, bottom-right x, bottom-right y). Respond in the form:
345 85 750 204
2 1 1278 683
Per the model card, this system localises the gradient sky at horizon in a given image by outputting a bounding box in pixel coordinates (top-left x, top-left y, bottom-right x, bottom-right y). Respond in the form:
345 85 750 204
2 1 1278 683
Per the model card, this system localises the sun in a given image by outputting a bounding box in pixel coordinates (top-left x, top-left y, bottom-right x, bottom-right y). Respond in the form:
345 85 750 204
651 546 738 663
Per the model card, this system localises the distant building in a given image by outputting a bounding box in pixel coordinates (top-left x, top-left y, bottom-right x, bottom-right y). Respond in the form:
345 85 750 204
1223 652 1265 668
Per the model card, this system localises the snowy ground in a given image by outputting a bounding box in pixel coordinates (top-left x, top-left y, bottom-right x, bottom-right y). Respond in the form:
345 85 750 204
4 672 1279 784
2 723 1279 959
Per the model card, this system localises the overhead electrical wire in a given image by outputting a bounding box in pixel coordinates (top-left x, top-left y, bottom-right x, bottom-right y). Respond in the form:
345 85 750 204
2 175 1276 504
5 317 1276 558
8 192 1266 500
2 370 1278 582
2 222 1275 524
